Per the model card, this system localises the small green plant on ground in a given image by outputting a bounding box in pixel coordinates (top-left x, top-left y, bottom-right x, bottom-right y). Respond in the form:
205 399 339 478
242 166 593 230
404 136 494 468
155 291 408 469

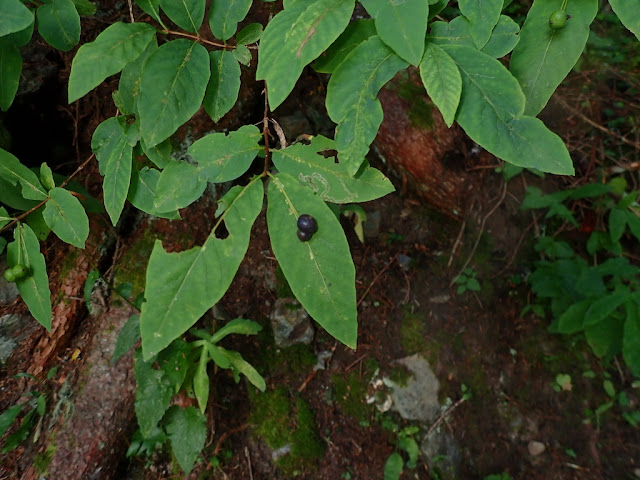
383 425 421 480
522 181 640 375
1 0 639 474
453 267 481 295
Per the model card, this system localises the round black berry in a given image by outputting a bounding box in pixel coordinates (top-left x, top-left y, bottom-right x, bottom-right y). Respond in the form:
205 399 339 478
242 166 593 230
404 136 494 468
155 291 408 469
297 230 313 242
297 214 318 234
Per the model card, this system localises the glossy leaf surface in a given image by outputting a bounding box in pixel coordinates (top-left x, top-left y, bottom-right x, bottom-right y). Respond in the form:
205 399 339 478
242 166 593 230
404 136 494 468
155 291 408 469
510 0 597 116
271 135 394 203
257 0 355 109
138 39 210 148
267 173 357 349
7 224 52 330
140 179 263 359
68 22 156 103
326 35 407 175
360 0 429 65
43 187 89 248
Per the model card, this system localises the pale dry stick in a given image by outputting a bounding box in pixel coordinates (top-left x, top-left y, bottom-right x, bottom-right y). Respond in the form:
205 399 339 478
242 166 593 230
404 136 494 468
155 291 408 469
245 447 254 480
450 182 508 287
396 255 411 304
423 395 467 441
269 118 287 149
447 219 467 268
126 0 134 23
557 97 640 152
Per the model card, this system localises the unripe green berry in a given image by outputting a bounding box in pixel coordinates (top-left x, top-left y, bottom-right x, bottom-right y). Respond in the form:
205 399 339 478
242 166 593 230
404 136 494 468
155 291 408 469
4 268 17 283
549 10 568 29
11 264 28 280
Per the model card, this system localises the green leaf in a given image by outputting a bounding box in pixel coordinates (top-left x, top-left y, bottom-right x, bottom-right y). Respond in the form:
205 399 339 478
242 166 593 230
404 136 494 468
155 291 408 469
623 301 640 375
0 39 22 111
157 339 190 390
71 0 97 16
7 224 52 330
458 0 503 49
231 44 251 66
313 19 376 74
609 0 640 40
397 435 420 469
271 135 394 203
203 50 241 123
625 210 640 243
118 36 158 115
267 173 357 348
4 20 34 47
428 17 474 48
585 315 624 359
112 314 141 363
584 290 629 327
134 349 173 437
0 148 47 200
0 0 33 37
208 0 252 41
193 347 209 413
419 42 461 127
360 0 429 65
164 406 207 474
210 317 262 343
556 299 590 334
153 160 207 212
256 0 355 109
326 35 408 175
39 163 56 191
481 15 520 57
214 346 265 391
188 125 261 183
140 178 263 359
135 0 164 26
91 117 134 225
0 404 23 437
509 0 598 116
128 166 180 219
441 45 573 175
159 0 205 33
608 208 627 242
35 0 80 51
384 452 404 480
1 409 35 453
138 39 210 148
141 137 171 169
43 187 89 248
0 207 10 229
236 23 263 45
83 268 99 308
68 22 156 103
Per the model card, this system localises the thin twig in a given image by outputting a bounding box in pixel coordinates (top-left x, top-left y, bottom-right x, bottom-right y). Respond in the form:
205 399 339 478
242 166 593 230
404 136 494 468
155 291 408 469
212 423 249 457
448 219 466 268
356 257 394 307
262 84 271 176
557 97 640 152
423 396 467 441
245 447 254 480
126 0 134 22
451 182 507 286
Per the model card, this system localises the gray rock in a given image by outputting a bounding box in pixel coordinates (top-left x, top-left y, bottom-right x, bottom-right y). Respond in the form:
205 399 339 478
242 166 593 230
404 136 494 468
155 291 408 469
0 314 33 363
421 431 461 480
269 298 314 347
528 440 546 456
387 354 440 423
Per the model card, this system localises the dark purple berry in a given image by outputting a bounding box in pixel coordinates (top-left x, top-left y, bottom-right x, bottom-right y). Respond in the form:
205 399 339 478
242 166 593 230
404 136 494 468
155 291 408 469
297 214 318 234
297 230 312 242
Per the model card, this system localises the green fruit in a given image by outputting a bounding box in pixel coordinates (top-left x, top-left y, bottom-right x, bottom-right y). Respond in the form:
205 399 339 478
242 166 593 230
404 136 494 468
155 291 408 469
549 10 568 29
4 268 17 283
11 264 28 280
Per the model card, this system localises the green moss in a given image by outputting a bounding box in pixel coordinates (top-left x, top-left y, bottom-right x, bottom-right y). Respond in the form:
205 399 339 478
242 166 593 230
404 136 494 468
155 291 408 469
401 309 427 355
112 228 158 302
388 364 413 387
33 441 56 475
250 388 324 476
265 343 317 375
331 371 372 423
392 72 435 129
